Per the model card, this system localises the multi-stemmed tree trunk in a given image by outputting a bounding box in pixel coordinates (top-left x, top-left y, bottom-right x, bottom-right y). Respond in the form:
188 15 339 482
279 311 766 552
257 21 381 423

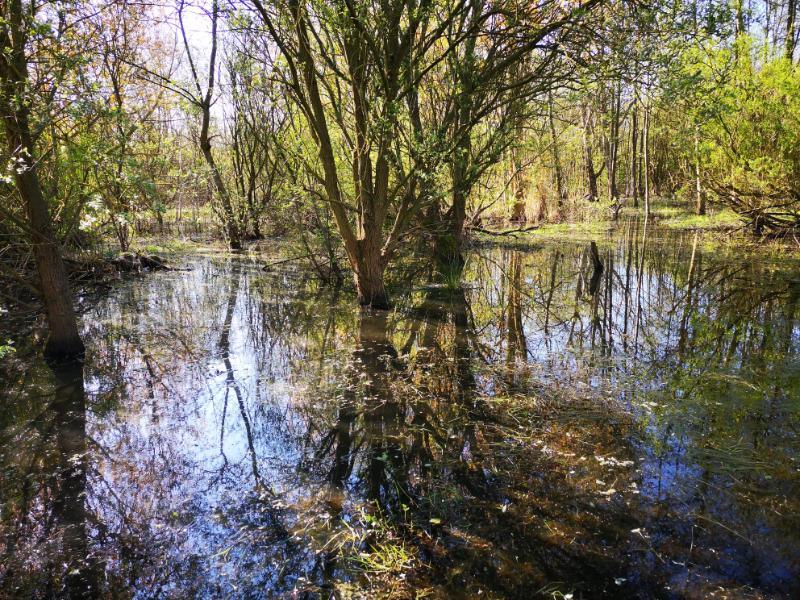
248 0 602 305
267 0 424 307
435 0 481 272
436 0 603 259
0 0 84 358
200 115 241 250
249 0 464 306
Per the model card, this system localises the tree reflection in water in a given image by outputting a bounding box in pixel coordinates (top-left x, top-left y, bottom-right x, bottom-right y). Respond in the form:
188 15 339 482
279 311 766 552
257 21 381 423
1 229 799 598
0 358 99 598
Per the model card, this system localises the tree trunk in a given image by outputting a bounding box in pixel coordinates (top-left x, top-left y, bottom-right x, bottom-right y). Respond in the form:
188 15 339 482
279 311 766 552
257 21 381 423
355 238 389 309
200 110 241 250
631 107 639 208
694 127 706 215
638 112 645 205
582 104 599 202
247 185 262 240
534 193 548 224
0 0 84 357
735 0 746 36
449 186 469 263
432 90 472 275
509 146 527 222
643 103 651 218
11 126 85 357
607 85 621 201
440 35 476 273
788 0 797 61
431 208 467 278
181 0 241 251
548 92 566 218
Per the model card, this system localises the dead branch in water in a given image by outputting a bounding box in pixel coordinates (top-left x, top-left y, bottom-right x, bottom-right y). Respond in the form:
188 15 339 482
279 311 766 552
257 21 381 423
469 225 540 237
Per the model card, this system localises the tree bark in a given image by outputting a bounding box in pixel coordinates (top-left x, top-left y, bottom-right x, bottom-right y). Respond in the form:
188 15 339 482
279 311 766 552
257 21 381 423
197 1 240 250
199 126 241 250
643 102 651 217
788 0 797 61
0 0 84 357
694 127 706 215
582 104 599 202
355 252 390 309
631 107 639 208
548 92 567 218
509 145 527 222
607 85 621 201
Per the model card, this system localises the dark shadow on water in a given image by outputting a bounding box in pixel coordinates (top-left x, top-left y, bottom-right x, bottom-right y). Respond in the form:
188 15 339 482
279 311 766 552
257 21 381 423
1 358 100 599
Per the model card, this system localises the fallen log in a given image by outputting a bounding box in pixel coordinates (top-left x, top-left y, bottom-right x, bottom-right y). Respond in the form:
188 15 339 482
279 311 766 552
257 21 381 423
468 225 540 236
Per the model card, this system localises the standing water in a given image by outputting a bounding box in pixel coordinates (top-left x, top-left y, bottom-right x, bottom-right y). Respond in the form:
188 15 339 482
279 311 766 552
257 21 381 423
1 226 799 598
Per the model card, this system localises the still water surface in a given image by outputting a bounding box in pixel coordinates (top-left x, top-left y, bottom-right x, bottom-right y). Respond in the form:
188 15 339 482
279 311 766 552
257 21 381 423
2 225 799 598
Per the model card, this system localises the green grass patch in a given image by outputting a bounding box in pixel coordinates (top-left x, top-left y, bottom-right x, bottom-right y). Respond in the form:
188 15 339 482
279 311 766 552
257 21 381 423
133 238 198 255
659 207 742 231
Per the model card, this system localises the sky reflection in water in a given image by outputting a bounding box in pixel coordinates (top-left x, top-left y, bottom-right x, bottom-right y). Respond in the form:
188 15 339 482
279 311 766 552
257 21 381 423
2 226 799 598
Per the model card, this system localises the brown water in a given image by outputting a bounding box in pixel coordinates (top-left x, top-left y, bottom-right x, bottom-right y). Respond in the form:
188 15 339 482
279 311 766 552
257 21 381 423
1 225 799 598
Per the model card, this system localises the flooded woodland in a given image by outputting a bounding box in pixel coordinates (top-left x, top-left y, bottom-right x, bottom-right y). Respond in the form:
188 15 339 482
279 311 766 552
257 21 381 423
4 0 800 598
2 225 799 598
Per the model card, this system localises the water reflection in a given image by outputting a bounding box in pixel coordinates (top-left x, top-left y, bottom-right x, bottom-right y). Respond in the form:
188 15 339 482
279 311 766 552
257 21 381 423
2 227 799 598
0 359 98 598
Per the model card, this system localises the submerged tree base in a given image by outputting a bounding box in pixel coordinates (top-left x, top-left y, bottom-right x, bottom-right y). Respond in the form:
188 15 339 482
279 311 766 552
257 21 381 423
355 275 391 310
43 336 86 360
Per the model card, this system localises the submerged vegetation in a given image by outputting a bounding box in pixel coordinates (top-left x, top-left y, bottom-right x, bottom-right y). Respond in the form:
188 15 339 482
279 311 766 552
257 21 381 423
2 0 800 598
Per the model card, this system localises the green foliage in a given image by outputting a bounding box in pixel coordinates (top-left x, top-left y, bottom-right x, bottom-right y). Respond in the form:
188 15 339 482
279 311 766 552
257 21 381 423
0 340 14 359
664 35 800 227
